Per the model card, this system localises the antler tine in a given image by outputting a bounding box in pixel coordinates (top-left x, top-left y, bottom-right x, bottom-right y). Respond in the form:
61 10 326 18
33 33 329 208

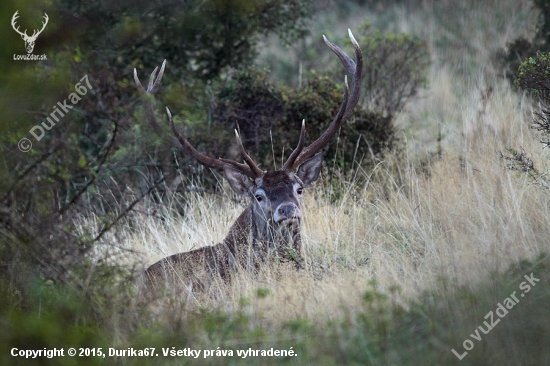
134 62 167 135
225 130 264 178
11 11 27 37
292 76 350 166
168 112 259 177
281 120 306 171
133 67 147 93
167 108 227 171
217 130 259 178
146 66 159 92
285 29 362 170
35 13 48 37
27 12 49 39
134 60 166 94
136 62 263 179
345 29 363 117
148 60 166 93
41 13 49 29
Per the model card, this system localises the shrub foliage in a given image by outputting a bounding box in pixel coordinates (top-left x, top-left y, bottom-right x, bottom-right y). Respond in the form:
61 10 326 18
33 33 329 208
205 23 429 171
499 0 550 84
0 0 429 350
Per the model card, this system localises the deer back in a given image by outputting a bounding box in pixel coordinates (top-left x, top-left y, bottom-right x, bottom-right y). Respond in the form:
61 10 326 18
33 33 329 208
144 168 315 288
135 30 362 291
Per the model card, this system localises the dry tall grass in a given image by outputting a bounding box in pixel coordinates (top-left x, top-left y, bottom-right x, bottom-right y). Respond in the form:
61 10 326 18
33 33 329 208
104 0 549 334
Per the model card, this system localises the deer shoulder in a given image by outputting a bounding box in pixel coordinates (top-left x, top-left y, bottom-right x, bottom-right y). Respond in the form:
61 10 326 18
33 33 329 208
135 30 363 290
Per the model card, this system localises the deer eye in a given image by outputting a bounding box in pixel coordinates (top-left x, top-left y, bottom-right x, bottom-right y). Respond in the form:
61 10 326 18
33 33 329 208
255 195 263 202
297 188 303 195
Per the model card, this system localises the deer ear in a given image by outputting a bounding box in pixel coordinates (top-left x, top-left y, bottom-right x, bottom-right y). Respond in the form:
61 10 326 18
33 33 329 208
296 153 323 187
223 166 254 196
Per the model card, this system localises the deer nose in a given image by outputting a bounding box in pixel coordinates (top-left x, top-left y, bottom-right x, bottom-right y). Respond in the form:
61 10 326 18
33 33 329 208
276 204 299 221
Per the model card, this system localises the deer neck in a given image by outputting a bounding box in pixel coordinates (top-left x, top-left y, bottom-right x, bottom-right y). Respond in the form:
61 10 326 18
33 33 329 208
222 204 301 259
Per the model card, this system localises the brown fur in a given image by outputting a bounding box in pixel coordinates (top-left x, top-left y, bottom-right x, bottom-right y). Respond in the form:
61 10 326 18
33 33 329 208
144 170 307 291
135 31 362 293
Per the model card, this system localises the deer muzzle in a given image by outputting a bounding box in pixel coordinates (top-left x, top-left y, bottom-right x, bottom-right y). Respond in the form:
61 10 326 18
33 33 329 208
274 203 301 223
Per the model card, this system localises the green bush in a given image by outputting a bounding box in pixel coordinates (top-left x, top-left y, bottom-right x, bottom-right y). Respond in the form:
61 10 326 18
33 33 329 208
0 280 109 366
0 0 314 293
499 0 550 85
5 255 546 366
359 22 430 117
517 52 550 95
208 23 429 171
500 53 550 187
211 68 395 171
499 0 550 186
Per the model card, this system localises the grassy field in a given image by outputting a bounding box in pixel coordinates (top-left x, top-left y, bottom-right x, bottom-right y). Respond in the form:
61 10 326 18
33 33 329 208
78 0 550 364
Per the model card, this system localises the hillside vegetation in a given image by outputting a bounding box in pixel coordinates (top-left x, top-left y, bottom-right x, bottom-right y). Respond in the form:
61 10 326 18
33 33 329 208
2 0 550 365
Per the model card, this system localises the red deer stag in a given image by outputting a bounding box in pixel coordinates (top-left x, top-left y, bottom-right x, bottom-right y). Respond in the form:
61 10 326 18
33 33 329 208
135 30 362 289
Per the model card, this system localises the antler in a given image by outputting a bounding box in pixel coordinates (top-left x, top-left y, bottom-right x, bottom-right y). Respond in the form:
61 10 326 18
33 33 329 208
11 11 48 40
134 61 264 179
11 11 27 38
282 29 363 171
29 13 49 40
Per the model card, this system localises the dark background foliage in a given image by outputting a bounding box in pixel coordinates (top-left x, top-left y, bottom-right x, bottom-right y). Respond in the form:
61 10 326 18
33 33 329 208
499 0 550 85
499 0 550 186
0 0 430 358
3 0 550 364
0 0 314 288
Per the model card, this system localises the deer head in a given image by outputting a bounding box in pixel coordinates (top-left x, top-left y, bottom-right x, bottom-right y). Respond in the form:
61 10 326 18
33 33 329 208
135 30 362 272
11 11 49 54
224 153 323 223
